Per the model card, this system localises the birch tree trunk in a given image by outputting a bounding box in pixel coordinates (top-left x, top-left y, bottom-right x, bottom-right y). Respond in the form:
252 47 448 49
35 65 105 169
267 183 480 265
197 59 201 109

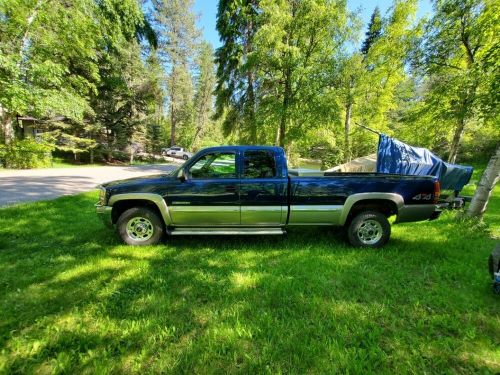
0 105 15 144
448 116 465 163
466 144 500 218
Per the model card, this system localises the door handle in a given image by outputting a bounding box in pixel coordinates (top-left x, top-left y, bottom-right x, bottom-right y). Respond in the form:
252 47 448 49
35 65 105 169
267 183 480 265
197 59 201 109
225 185 237 193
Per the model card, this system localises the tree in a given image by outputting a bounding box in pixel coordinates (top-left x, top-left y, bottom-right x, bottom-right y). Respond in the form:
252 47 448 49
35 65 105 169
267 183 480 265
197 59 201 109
466 144 500 218
338 0 419 161
0 0 157 166
152 0 199 147
192 42 216 148
92 41 161 160
0 0 102 144
420 0 498 163
215 0 259 143
361 7 382 55
253 0 350 150
339 6 381 162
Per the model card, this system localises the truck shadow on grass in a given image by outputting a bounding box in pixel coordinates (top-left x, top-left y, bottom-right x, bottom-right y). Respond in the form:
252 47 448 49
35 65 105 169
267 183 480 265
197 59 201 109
0 192 498 373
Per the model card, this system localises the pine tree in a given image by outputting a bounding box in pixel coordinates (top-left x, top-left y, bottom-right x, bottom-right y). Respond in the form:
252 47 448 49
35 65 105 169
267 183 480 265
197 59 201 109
192 42 216 148
152 0 199 146
215 0 259 143
361 7 382 55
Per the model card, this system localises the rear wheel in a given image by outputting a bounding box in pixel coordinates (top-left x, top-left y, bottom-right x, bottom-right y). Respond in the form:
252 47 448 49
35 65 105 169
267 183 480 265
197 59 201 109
182 154 189 160
347 211 391 248
117 207 164 246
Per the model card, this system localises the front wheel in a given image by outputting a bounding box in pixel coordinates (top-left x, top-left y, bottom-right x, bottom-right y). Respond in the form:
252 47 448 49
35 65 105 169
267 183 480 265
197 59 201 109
116 207 164 246
182 154 189 160
347 211 391 248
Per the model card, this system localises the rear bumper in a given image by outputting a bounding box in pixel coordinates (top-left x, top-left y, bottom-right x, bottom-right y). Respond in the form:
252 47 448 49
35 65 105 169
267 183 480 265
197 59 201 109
396 204 441 223
95 204 113 228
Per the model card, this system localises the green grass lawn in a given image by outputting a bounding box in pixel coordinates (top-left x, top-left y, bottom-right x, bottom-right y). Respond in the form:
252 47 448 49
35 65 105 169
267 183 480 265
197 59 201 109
0 174 498 373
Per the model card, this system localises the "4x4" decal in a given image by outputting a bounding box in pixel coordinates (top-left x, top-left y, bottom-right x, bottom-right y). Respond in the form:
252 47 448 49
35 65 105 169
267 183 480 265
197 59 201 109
412 193 432 201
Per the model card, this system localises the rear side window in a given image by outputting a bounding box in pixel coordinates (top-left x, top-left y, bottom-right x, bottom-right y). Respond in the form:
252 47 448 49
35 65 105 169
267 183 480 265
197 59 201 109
244 150 276 178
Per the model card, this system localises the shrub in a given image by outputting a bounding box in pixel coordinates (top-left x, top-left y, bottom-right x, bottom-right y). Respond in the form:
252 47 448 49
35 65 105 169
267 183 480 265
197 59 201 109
0 139 54 169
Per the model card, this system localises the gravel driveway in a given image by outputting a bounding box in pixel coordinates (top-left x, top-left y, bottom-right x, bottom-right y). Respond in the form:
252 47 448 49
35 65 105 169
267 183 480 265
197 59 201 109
0 164 177 206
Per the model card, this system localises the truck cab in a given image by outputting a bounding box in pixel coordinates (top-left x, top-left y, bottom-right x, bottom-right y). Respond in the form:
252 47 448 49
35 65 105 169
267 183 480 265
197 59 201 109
96 146 441 247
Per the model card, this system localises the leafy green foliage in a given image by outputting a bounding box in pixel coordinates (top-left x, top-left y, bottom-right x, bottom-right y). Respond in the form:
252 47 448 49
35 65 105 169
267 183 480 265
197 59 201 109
0 138 53 168
1 0 498 171
414 0 499 162
152 0 200 147
192 42 217 150
361 6 382 55
215 0 259 143
0 0 161 162
253 0 350 148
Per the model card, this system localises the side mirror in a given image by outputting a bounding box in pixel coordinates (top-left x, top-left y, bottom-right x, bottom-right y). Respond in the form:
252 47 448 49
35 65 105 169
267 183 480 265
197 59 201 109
178 168 188 182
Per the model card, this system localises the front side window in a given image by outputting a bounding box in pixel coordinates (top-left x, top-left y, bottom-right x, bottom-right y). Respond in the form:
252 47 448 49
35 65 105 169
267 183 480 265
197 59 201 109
188 152 236 179
243 150 277 178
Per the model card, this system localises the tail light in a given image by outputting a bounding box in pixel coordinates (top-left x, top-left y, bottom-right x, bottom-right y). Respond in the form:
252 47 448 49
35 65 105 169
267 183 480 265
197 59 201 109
433 181 441 203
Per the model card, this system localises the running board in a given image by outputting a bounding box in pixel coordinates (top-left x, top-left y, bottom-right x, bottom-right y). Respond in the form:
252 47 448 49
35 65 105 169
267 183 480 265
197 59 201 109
169 227 286 236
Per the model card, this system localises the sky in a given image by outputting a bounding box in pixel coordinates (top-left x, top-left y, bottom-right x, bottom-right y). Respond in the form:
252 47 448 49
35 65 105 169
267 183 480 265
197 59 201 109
193 0 434 49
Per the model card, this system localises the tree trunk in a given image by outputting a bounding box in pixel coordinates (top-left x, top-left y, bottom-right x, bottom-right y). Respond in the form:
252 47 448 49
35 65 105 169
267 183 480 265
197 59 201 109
106 131 113 162
344 102 352 163
244 5 257 144
170 66 177 147
448 116 466 163
278 102 287 148
278 69 292 148
19 0 43 62
0 106 15 144
466 145 500 218
90 148 94 164
247 71 257 144
170 101 176 147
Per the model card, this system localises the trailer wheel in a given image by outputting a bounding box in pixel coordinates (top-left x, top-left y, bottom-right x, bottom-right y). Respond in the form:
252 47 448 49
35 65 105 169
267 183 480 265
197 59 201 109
347 211 391 248
494 282 500 295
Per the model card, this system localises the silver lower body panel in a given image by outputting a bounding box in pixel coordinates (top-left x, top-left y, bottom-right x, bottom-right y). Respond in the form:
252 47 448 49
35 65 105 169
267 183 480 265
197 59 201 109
169 227 286 235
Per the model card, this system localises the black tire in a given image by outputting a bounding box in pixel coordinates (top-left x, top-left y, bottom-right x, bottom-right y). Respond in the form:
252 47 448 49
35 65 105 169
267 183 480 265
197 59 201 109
347 211 391 248
116 207 164 246
489 254 495 277
494 282 500 295
182 154 189 160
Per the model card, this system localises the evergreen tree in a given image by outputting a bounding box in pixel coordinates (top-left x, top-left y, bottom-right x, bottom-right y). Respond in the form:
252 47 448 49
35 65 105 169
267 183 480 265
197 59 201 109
361 7 382 55
215 0 259 143
152 0 199 147
192 42 216 148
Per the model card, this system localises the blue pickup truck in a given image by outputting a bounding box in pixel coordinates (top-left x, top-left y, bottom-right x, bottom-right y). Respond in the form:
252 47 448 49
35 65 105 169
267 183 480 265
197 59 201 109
96 146 441 247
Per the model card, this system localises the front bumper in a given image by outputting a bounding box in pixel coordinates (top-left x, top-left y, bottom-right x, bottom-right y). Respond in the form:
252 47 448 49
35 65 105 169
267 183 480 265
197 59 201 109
95 204 113 228
396 204 442 223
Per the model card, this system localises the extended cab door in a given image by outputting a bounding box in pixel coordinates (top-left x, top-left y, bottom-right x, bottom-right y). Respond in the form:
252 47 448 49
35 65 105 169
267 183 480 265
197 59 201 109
167 151 240 226
240 149 287 226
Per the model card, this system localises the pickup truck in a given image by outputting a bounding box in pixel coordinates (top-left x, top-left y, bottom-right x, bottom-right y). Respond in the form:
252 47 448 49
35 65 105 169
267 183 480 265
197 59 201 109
161 146 192 160
96 146 442 248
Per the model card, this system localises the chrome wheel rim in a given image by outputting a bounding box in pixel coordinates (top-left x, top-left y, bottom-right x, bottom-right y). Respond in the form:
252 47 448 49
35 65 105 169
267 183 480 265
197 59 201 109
126 217 154 241
357 219 383 245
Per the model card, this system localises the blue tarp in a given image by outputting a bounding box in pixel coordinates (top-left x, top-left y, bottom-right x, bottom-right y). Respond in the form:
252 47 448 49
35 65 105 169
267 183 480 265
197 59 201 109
376 134 473 192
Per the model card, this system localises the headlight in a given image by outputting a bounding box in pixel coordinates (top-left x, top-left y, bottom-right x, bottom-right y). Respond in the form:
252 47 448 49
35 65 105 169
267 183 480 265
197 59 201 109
98 187 107 205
